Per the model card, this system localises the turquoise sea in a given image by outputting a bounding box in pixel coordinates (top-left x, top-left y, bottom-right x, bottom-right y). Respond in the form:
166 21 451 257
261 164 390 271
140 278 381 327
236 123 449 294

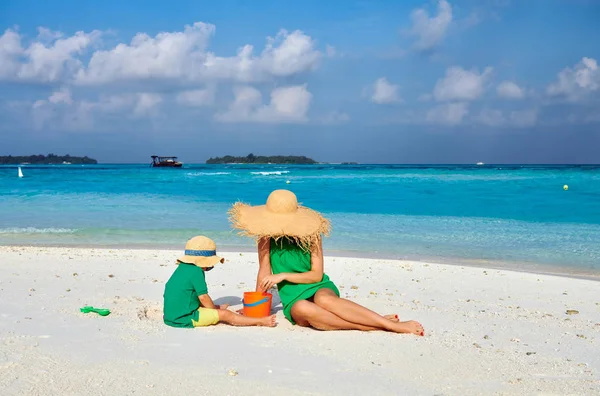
1 164 599 276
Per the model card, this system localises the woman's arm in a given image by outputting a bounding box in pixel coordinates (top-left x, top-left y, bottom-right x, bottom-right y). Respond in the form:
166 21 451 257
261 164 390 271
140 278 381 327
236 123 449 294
256 237 273 292
258 238 325 290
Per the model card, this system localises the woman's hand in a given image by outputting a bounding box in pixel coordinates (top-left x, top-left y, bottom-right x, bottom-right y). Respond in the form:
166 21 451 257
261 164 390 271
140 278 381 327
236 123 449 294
218 304 230 310
259 273 286 291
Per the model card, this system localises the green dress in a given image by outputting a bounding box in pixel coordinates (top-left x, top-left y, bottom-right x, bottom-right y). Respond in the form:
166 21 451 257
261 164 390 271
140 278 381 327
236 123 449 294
270 238 340 324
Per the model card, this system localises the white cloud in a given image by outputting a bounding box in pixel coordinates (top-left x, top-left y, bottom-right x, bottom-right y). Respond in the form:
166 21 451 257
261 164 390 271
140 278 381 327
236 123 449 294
92 94 138 113
408 0 453 51
474 108 504 126
433 66 493 101
461 11 483 29
426 102 468 125
0 27 101 83
460 0 511 29
29 90 164 130
1 23 325 128
31 88 73 111
371 77 401 104
75 24 321 85
378 47 406 60
547 57 599 102
75 22 214 85
215 85 312 123
216 86 262 121
48 87 73 105
583 112 600 124
176 88 215 107
30 88 83 130
0 29 24 77
36 27 64 43
320 110 350 125
473 108 537 128
496 81 524 99
509 109 537 127
255 29 322 77
0 23 322 86
325 45 337 58
418 93 433 102
133 93 162 117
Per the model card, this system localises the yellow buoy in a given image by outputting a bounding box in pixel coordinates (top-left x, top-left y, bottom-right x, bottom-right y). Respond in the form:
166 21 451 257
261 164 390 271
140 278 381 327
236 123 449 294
563 185 568 191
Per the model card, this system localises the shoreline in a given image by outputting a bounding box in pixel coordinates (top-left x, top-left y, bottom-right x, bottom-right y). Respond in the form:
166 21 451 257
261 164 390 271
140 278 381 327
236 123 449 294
3 243 599 282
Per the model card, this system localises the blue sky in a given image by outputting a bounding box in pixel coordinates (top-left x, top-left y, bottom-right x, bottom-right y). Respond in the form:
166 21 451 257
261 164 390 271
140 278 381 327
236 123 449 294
1 0 599 163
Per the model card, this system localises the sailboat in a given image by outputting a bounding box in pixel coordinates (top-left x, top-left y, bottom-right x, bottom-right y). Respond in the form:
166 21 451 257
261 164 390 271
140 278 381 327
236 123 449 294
18 167 24 178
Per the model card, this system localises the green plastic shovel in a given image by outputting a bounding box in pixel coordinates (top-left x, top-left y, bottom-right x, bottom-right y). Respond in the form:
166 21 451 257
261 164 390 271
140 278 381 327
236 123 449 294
80 306 111 316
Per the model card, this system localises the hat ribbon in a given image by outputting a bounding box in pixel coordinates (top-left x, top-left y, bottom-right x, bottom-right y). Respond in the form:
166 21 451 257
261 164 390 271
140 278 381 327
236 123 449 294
185 249 217 257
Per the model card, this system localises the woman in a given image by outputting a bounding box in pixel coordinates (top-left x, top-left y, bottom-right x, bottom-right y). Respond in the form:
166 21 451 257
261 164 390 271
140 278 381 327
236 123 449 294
229 189 424 335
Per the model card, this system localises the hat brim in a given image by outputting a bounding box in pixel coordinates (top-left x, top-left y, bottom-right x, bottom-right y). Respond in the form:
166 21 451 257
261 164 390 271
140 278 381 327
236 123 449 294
229 202 330 249
177 255 224 268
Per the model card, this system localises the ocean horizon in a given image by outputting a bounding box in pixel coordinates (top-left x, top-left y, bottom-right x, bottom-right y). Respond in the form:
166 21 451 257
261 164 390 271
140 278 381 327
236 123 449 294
1 163 599 277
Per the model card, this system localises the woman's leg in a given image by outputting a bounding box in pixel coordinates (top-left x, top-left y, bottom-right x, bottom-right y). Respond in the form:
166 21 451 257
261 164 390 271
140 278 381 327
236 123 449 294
291 300 381 331
313 289 424 335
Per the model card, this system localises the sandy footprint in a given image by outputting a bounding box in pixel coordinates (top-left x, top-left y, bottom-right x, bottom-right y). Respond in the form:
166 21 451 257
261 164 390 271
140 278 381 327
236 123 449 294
137 305 163 321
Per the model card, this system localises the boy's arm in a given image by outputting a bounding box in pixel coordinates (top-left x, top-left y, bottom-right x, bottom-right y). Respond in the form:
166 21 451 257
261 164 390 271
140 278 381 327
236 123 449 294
198 294 228 310
192 268 228 310
256 238 273 292
198 293 217 309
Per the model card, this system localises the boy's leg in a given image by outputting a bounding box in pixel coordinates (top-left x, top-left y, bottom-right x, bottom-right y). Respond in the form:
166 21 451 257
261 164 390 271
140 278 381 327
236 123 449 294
217 309 276 327
192 307 221 327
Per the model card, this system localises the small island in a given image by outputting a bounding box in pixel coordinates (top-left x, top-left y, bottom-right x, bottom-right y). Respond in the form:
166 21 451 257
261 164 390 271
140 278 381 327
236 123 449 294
206 154 317 164
0 154 98 165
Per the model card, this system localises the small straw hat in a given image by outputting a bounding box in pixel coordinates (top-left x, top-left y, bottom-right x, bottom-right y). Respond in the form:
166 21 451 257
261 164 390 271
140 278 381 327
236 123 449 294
228 189 331 249
177 236 224 268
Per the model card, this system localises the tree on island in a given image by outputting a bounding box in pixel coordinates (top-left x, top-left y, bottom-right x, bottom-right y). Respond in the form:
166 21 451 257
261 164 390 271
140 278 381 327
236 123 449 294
0 154 98 165
206 153 317 164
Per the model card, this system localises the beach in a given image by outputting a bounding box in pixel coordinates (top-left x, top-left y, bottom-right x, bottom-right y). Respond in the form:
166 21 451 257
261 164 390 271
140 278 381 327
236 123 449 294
1 246 598 395
2 0 600 393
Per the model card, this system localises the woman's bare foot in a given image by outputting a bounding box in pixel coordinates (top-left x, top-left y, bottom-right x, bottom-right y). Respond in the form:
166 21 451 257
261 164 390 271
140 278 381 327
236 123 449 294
258 314 277 327
384 314 400 323
391 320 424 336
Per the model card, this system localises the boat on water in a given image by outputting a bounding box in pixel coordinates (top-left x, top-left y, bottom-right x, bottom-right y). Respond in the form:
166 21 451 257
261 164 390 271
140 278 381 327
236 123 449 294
476 162 485 166
151 156 183 168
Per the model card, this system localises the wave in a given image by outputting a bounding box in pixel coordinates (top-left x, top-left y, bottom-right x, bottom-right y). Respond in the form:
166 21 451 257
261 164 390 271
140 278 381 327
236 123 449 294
186 172 231 176
291 173 537 181
250 171 290 176
0 227 78 234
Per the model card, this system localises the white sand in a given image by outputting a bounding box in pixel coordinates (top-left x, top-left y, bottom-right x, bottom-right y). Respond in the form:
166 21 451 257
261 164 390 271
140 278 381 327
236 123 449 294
0 246 599 396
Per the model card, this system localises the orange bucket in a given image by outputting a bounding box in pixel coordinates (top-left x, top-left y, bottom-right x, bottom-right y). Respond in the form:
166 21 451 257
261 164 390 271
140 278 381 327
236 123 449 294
243 292 272 318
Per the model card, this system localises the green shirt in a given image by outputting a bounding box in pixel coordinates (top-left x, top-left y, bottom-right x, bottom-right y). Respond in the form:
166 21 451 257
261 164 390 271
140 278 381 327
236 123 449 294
163 263 208 328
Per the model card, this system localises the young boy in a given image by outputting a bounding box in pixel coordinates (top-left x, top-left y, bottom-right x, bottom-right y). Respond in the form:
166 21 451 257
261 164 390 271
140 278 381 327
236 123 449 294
163 235 276 328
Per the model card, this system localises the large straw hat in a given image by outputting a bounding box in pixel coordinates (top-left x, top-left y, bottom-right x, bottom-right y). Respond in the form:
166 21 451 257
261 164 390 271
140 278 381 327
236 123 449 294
228 189 331 249
177 236 224 268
